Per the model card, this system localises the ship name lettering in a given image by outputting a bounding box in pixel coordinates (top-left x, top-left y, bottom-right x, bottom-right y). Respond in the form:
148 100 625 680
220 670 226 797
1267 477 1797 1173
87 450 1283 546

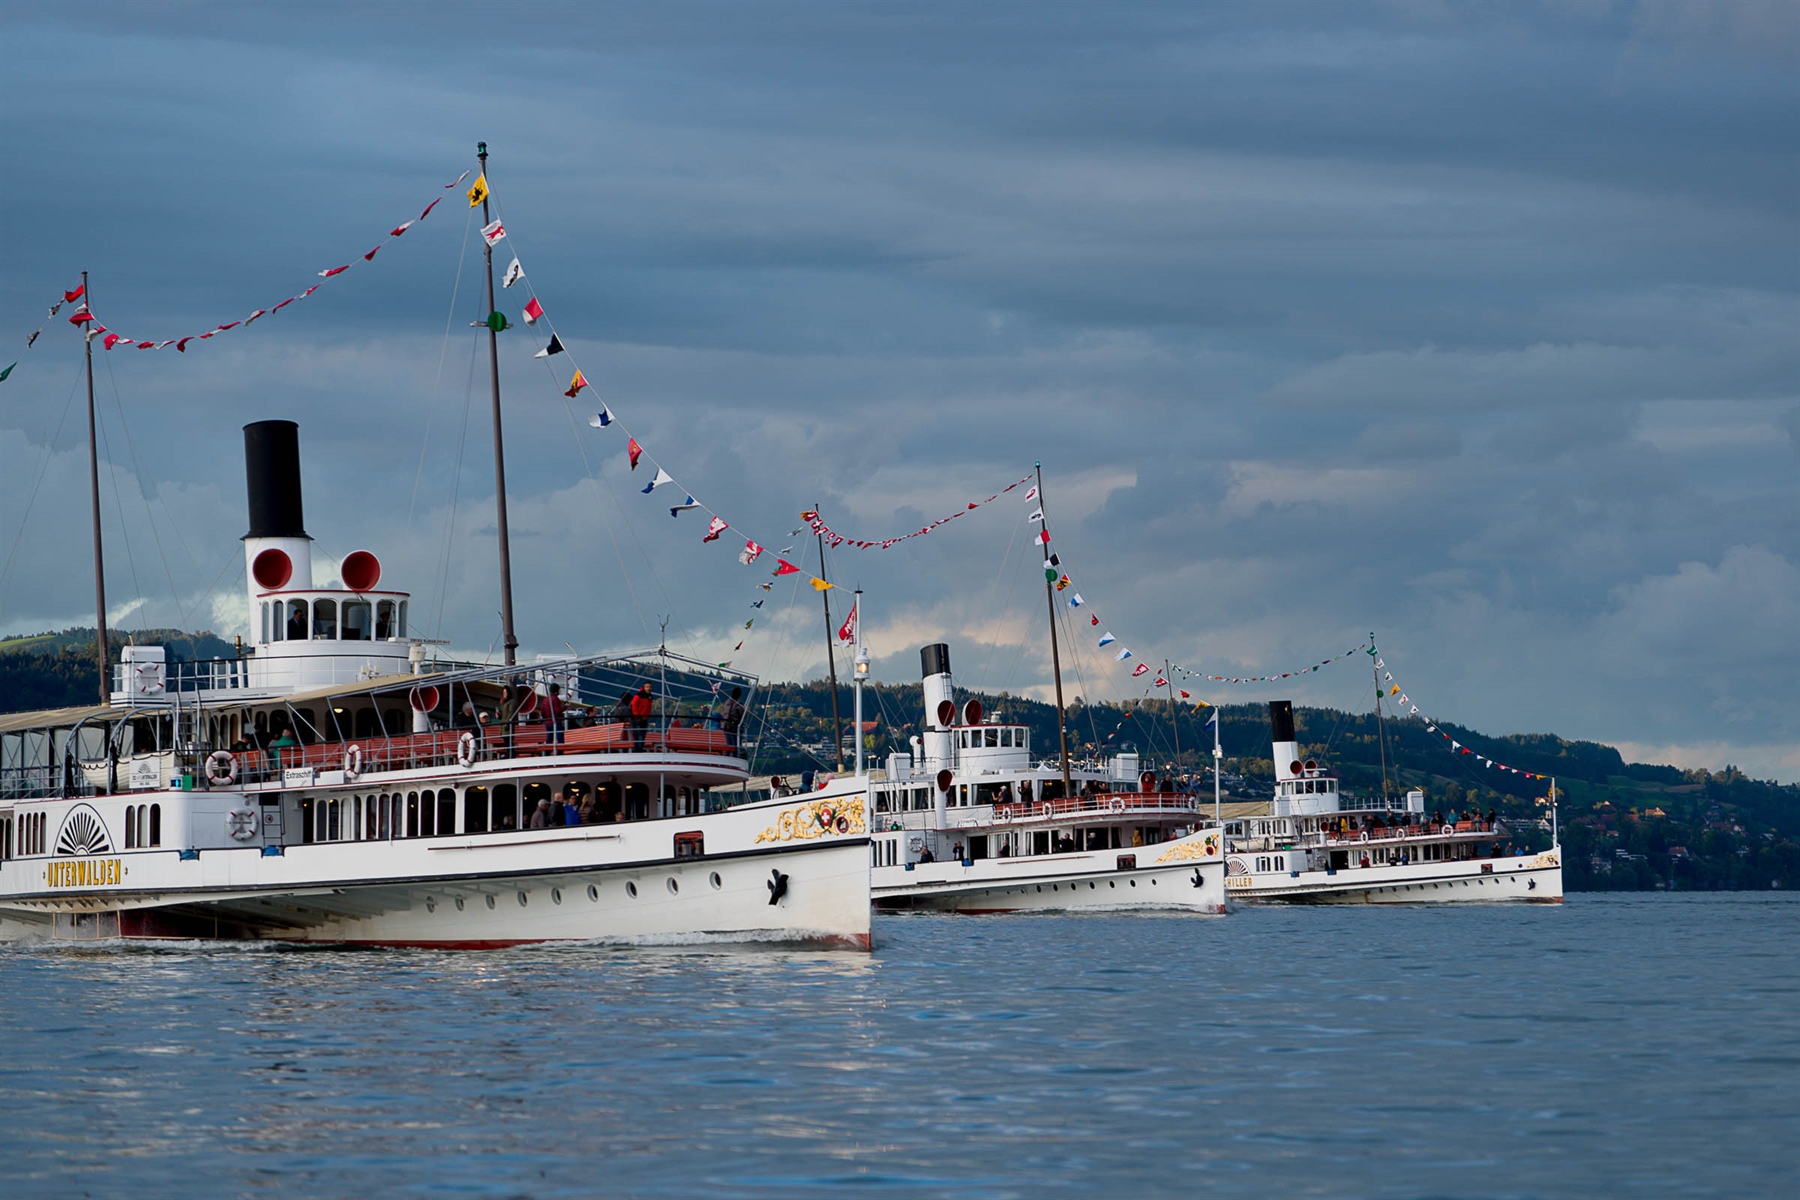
48 858 123 888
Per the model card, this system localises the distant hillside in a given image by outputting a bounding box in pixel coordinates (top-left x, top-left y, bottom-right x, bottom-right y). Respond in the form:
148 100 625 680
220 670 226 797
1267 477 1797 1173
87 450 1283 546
0 626 237 711
1 631 1792 891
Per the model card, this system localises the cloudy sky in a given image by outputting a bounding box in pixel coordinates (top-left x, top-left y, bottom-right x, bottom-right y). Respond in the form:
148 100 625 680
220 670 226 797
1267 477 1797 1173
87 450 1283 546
2 2 1796 777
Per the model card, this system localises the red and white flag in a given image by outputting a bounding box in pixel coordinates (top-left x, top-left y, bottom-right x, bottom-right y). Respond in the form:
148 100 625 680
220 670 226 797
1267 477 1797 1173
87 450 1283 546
837 599 858 644
1132 663 1150 677
523 297 544 325
480 219 506 246
1154 676 1168 687
703 515 728 543
1036 528 1051 545
1024 485 1038 502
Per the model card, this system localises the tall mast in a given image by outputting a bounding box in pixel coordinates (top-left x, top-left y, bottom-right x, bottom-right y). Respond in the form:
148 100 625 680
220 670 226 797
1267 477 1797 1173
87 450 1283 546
816 511 843 772
477 142 520 667
1164 658 1180 784
82 271 109 706
1372 631 1391 803
1036 463 1071 798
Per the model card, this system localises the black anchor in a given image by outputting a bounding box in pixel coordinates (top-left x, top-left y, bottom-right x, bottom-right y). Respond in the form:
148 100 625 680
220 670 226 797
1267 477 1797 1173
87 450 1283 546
1191 868 1206 888
767 869 790 905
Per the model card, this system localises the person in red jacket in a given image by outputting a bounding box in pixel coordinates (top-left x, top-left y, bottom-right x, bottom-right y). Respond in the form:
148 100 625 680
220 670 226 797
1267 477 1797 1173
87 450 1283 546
630 682 654 752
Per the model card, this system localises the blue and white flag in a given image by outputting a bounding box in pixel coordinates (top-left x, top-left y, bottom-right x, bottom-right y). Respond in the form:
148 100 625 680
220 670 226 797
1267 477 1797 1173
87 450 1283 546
588 406 613 428
669 495 699 517
1098 631 1116 647
1068 593 1083 608
1115 647 1132 661
641 467 675 494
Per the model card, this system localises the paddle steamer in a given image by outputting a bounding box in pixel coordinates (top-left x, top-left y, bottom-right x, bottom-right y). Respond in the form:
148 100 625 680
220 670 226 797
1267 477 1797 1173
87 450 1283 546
0 422 871 947
1222 701 1562 904
802 643 1227 914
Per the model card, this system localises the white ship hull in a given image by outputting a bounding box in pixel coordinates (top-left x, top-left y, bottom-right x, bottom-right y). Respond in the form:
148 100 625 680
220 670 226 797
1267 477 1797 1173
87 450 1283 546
1227 849 1563 905
873 829 1227 914
0 789 872 949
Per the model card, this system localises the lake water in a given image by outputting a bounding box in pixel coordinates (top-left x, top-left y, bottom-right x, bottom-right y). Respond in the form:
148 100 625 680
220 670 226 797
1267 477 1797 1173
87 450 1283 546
1 894 1794 1198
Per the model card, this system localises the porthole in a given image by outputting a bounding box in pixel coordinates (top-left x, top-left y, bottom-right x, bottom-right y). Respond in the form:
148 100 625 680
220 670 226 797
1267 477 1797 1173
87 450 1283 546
551 888 563 905
455 896 466 911
667 878 679 895
485 894 496 909
517 891 529 907
586 884 599 902
1151 879 1157 885
1089 881 1096 889
1109 881 1116 888
709 872 722 890
626 881 638 898
1130 880 1137 887
425 897 436 913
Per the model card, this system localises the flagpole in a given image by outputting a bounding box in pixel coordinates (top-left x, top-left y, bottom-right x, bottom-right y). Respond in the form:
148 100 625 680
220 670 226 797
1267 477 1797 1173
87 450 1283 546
1165 658 1180 787
816 508 843 772
82 270 109 706
1212 705 1222 827
477 142 520 668
852 589 868 777
1036 463 1072 801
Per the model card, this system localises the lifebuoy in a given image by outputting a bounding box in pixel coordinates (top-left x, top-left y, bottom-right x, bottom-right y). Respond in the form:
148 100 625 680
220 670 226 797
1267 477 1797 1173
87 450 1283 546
343 743 363 779
227 809 258 841
1111 797 1125 813
1442 824 1455 836
205 750 238 786
1358 831 1369 843
996 805 1013 820
458 731 476 767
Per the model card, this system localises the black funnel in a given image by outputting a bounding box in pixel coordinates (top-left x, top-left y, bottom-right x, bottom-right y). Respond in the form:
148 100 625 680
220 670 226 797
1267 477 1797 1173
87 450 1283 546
921 643 951 679
1268 700 1295 743
244 420 307 539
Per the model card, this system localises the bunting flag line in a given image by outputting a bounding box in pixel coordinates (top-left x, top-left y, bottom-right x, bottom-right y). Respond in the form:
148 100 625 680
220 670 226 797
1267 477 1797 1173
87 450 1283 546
640 467 675 494
59 172 461 358
703 515 728 543
536 334 565 358
522 297 543 325
1374 648 1552 780
669 495 700 517
565 370 588 398
503 258 523 288
798 473 1033 551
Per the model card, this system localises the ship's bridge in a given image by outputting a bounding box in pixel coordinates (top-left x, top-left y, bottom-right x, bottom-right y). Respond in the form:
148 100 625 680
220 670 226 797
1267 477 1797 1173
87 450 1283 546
950 723 1031 772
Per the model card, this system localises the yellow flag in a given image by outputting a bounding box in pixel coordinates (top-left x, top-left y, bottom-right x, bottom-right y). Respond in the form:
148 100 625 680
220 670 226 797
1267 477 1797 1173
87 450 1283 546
810 577 832 591
467 174 489 208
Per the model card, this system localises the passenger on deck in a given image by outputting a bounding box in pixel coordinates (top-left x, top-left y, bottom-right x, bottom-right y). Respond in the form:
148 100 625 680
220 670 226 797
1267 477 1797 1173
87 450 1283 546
918 846 936 863
529 799 552 829
1020 780 1033 804
560 790 581 827
578 792 598 824
542 684 573 752
630 683 653 751
953 841 964 861
721 686 746 749
286 608 306 640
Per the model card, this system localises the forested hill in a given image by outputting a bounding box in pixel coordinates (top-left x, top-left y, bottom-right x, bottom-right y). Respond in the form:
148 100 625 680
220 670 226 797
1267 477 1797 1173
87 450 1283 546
0 627 236 712
2 631 1793 891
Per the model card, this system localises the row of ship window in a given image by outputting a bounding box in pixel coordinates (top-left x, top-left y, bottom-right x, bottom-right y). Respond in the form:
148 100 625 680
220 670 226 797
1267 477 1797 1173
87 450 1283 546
955 728 1028 749
123 804 163 849
260 598 408 644
2 812 48 859
300 781 713 843
420 871 726 913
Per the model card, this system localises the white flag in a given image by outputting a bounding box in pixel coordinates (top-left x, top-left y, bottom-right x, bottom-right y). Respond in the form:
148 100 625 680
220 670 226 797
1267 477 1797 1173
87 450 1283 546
502 258 523 288
1027 508 1043 522
640 467 674 494
480 219 506 246
1024 486 1039 502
